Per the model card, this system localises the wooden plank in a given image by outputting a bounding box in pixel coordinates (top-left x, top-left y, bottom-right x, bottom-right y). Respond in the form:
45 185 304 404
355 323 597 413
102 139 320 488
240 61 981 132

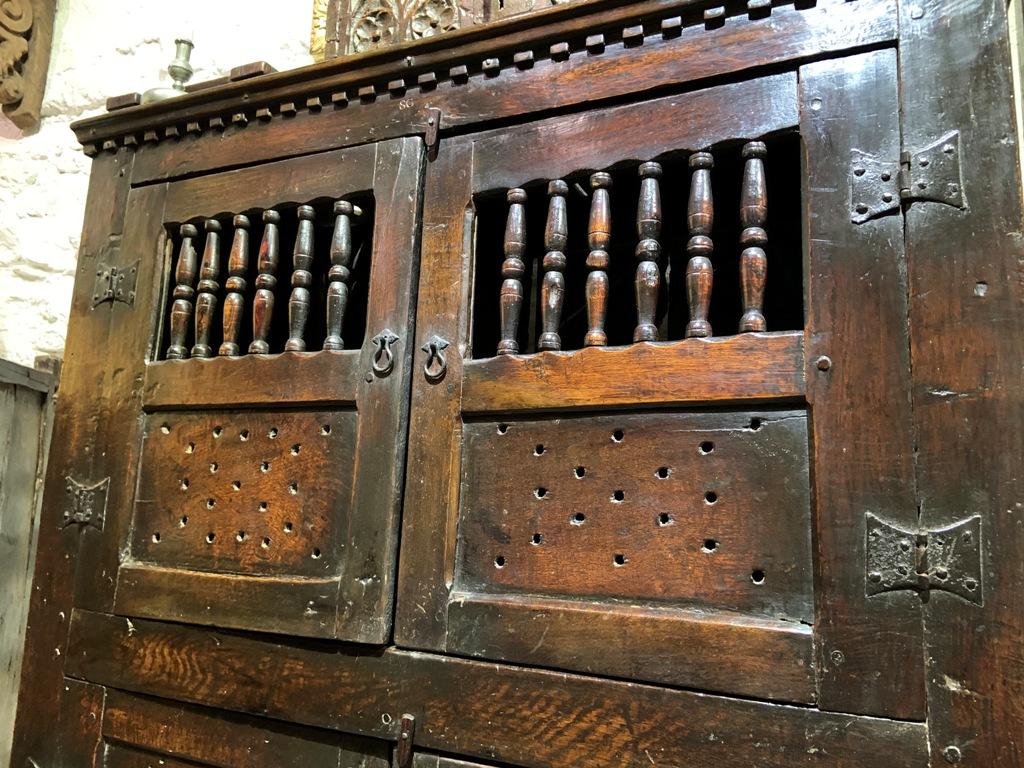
898 0 1024 762
462 332 804 414
144 353 361 409
105 744 206 768
799 51 925 717
0 357 57 392
102 690 389 768
57 679 105 768
161 143 377 222
11 148 134 768
446 593 816 704
66 609 929 768
123 0 895 185
115 565 340 638
469 72 798 190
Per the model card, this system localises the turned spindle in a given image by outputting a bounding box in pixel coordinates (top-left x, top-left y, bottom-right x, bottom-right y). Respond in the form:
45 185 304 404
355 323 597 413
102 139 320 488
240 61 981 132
584 172 612 347
739 141 768 332
218 214 250 357
324 200 360 351
284 205 316 352
685 152 714 338
166 223 198 359
538 180 568 351
497 188 527 355
191 219 222 359
633 161 663 343
249 209 280 354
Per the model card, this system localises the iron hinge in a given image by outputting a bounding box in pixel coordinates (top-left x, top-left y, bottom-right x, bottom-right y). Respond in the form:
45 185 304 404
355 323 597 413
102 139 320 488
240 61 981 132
850 130 965 224
92 259 139 307
61 476 109 531
865 512 982 605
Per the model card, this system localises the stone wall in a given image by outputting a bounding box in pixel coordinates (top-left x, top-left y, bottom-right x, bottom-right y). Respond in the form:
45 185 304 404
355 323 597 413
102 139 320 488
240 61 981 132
0 0 314 366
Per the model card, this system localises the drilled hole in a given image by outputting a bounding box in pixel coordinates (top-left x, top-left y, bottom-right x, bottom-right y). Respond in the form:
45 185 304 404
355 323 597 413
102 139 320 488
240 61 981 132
160 423 171 435
312 548 322 559
240 429 250 441
748 417 763 431
231 480 241 491
655 466 670 479
260 461 271 472
179 515 188 528
291 443 301 456
497 423 509 434
205 498 215 509
704 491 718 504
571 512 586 526
180 479 189 491
236 531 247 542
213 426 223 438
533 444 546 456
613 553 627 566
699 441 715 454
185 442 195 454
531 533 543 545
320 424 331 435
611 429 624 442
612 490 625 502
702 538 719 553
261 537 271 549
284 521 294 533
494 555 507 568
574 466 586 478
258 501 269 512
288 482 298 495
209 462 218 474
535 487 548 499
268 427 279 439
206 532 215 544
151 532 161 543
657 512 673 527
751 569 766 585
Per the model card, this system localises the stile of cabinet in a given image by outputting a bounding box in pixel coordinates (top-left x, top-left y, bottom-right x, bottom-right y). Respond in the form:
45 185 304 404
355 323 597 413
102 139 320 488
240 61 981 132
397 54 925 714
108 137 424 642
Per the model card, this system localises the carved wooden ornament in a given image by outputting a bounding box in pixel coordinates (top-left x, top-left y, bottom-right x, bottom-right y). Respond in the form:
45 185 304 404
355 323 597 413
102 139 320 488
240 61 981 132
1 0 56 133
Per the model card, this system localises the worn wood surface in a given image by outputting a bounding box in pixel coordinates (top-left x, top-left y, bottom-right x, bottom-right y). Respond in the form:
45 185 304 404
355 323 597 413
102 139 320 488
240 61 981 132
899 0 1024 762
799 50 925 718
66 609 929 768
57 679 105 767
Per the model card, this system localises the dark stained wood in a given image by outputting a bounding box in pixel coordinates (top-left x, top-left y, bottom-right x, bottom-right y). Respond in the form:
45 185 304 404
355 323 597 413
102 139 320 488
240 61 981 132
538 180 568 351
498 188 528 355
66 610 930 768
799 50 925 718
57 679 104 768
285 205 316 352
462 332 805 413
218 214 251 357
738 141 768 333
11 147 134 768
446 594 815 704
324 200 359 351
101 690 389 768
898 0 1024 761
104 744 214 768
166 223 199 360
249 209 281 354
583 172 612 347
685 151 714 338
632 161 663 342
191 219 222 359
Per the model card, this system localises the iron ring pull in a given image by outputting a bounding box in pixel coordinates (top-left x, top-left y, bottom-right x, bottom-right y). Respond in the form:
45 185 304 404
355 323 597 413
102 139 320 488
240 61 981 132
370 330 399 376
421 335 450 383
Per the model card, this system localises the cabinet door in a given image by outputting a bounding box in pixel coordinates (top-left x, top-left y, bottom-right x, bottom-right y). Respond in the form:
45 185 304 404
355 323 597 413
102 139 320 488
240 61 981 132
108 138 423 642
397 52 926 716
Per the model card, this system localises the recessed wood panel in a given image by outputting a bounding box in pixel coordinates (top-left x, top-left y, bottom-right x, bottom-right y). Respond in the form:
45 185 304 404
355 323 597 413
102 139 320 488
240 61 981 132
131 410 356 577
457 409 812 620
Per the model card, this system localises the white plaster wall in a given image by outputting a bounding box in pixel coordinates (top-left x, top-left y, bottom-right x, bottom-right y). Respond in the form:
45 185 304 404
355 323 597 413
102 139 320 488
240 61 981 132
0 0 315 367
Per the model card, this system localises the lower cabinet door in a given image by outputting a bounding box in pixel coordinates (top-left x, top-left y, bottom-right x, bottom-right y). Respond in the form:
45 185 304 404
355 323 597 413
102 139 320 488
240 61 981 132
398 50 927 719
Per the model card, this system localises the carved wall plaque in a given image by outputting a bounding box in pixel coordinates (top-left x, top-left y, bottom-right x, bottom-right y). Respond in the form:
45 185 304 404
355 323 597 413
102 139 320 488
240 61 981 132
1 0 56 133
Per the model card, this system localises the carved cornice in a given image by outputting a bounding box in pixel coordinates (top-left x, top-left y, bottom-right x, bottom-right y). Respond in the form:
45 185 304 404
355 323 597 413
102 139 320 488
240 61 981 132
1 0 55 132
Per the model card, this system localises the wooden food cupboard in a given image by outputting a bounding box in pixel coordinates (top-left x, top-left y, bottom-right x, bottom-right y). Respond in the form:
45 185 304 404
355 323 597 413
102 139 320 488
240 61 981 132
12 0 1024 765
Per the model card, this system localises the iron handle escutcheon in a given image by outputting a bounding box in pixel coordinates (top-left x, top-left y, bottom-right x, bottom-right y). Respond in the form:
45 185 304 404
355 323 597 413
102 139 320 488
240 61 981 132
421 335 450 382
370 329 399 376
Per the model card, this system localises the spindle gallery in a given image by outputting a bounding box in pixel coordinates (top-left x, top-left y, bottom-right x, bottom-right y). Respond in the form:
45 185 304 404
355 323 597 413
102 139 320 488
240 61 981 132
10 0 1019 766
